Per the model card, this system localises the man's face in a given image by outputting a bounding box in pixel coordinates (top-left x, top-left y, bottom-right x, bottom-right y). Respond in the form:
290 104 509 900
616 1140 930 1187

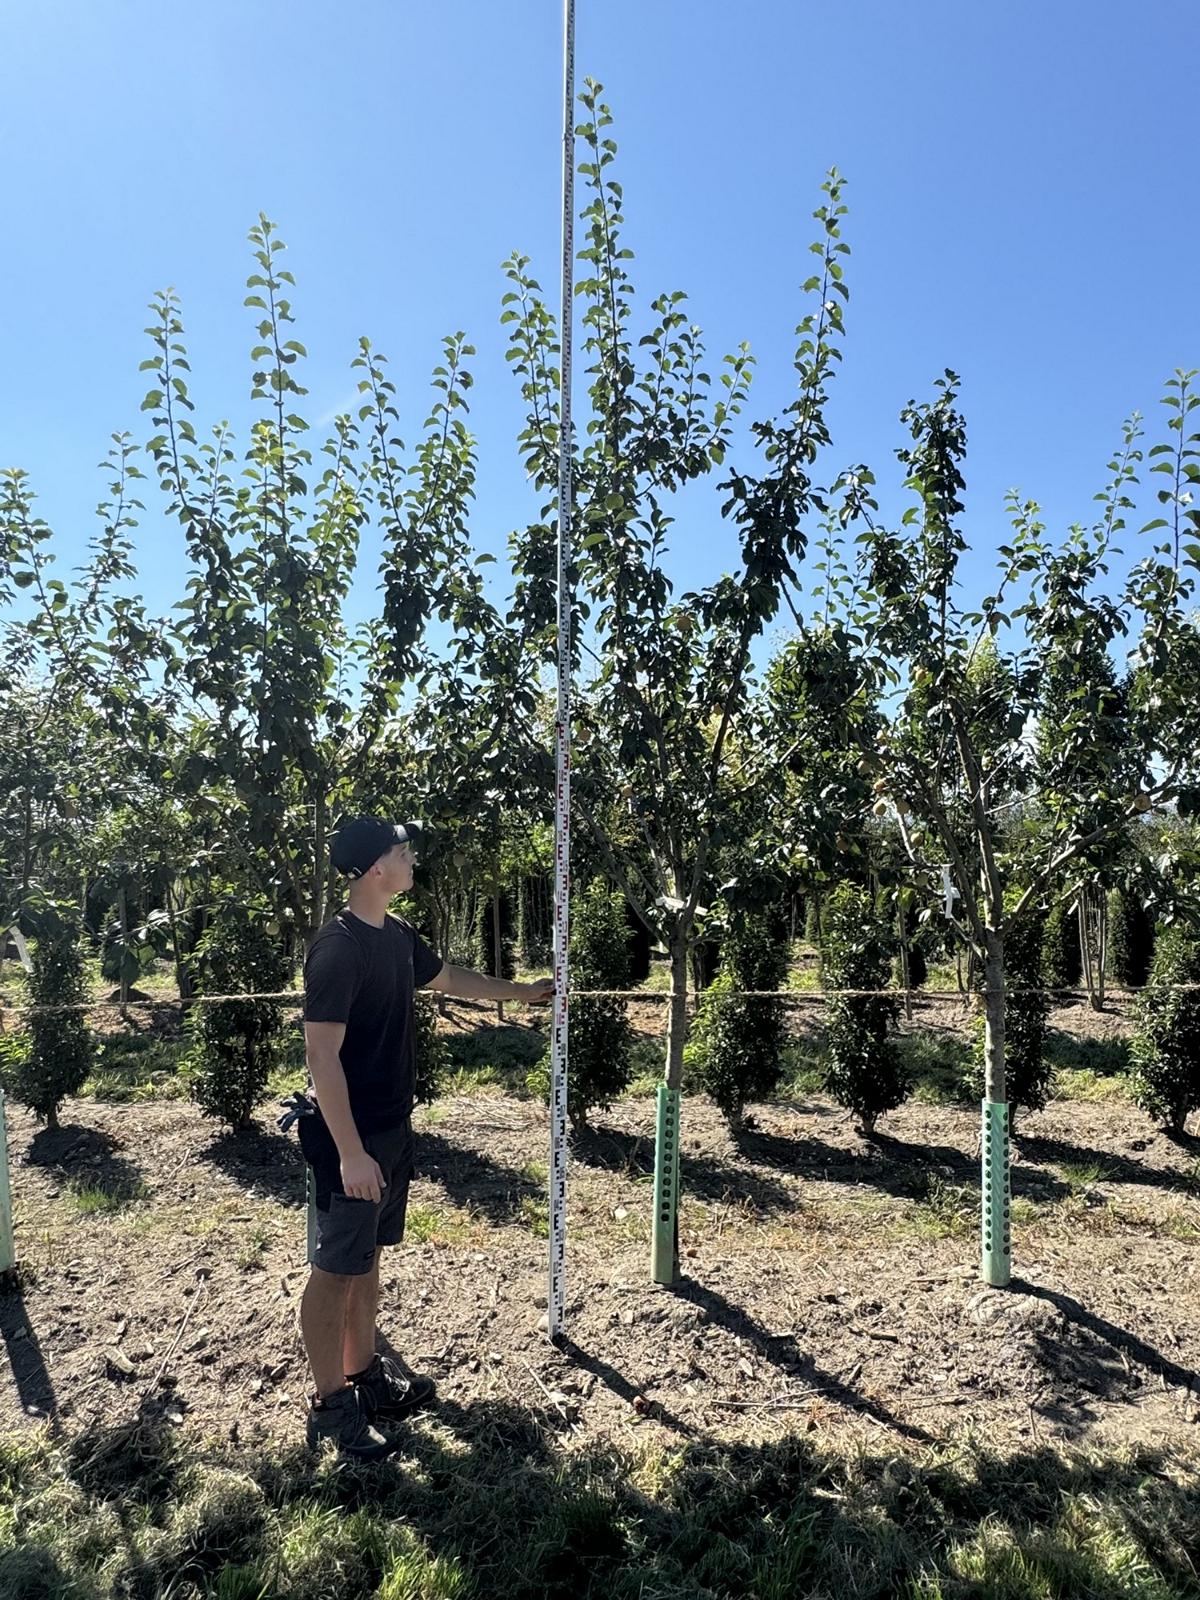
371 839 416 897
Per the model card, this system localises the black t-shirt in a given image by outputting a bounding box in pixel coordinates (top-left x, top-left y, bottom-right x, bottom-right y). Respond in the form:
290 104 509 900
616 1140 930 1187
303 910 444 1134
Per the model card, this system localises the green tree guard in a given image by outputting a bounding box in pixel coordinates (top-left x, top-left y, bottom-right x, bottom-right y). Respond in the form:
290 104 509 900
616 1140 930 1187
651 1084 681 1284
0 1089 15 1274
982 1099 1011 1287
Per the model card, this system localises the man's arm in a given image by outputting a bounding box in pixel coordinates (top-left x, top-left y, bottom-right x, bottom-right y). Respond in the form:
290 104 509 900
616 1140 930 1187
304 1021 387 1203
425 965 554 1005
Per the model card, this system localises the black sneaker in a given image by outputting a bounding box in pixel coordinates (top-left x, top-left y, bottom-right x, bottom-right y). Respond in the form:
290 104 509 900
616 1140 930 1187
351 1353 437 1424
305 1384 399 1460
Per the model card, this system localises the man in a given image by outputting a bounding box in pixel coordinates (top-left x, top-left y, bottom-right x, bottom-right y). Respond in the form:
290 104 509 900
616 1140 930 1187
297 815 553 1459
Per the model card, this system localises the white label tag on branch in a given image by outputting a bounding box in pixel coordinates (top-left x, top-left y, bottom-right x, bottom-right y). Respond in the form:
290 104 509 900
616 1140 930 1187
940 866 960 921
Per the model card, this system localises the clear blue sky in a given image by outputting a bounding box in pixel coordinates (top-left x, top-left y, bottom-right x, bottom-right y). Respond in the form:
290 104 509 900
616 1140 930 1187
2 0 1197 640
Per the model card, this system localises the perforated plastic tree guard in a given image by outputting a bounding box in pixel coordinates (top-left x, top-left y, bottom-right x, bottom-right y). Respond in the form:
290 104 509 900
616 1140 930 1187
981 1098 1011 1287
651 1084 681 1284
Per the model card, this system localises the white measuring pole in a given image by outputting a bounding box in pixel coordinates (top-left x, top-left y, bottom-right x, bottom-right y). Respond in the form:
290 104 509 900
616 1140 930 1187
547 0 576 1341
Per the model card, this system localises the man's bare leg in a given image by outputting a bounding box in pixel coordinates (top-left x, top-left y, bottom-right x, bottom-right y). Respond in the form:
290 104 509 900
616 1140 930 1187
343 1249 382 1378
300 1266 353 1397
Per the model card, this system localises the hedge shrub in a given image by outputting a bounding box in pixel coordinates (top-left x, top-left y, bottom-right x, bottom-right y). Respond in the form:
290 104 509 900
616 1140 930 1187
687 910 790 1123
1109 889 1155 989
567 881 634 1128
188 906 288 1129
1131 926 1200 1133
820 883 905 1136
0 914 95 1128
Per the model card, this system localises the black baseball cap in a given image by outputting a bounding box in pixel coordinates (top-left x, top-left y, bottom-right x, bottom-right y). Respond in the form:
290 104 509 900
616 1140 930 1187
330 817 424 879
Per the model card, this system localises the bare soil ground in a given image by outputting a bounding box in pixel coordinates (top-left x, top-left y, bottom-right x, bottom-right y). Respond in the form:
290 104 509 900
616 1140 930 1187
2 994 1198 1471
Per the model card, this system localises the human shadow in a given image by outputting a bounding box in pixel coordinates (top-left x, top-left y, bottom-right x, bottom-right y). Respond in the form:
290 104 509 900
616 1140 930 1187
570 1123 796 1215
418 1130 542 1226
25 1123 147 1205
0 1280 57 1422
200 1122 307 1210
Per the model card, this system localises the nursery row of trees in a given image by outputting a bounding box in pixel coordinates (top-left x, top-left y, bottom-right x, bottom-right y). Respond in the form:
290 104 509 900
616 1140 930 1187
3 85 1200 1234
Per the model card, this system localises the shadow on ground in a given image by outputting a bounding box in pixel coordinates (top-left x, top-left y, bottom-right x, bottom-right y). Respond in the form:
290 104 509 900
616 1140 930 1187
4 1389 1198 1600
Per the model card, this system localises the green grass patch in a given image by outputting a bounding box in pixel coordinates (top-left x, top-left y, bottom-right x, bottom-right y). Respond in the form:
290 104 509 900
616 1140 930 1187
627 1036 667 1096
1057 1160 1110 1196
1051 1067 1133 1104
518 1195 550 1239
1045 1028 1132 1078
66 1174 150 1215
777 1043 826 1100
82 1031 190 1103
900 1031 978 1107
404 1203 477 1246
1 1422 1198 1600
893 1174 977 1240
443 1026 547 1097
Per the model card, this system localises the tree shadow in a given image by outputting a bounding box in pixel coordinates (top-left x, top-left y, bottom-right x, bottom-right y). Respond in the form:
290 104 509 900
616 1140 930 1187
65 1394 181 1506
418 1130 543 1226
556 1335 698 1437
571 1122 797 1214
200 1123 307 1210
1014 1278 1200 1401
25 1123 147 1203
730 1122 1072 1205
1016 1130 1200 1197
0 1279 57 1422
672 1275 935 1444
14 1391 1200 1599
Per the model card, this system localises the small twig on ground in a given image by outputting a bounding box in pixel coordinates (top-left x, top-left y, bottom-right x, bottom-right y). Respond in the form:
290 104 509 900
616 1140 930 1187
850 1326 900 1343
518 1356 577 1426
708 1387 831 1411
145 1272 207 1396
160 1247 209 1280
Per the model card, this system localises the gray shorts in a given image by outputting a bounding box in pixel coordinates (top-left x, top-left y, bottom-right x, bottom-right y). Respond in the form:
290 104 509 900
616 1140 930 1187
299 1112 415 1276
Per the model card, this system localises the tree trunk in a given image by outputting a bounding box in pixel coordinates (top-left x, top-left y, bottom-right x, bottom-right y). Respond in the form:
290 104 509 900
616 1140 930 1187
1095 891 1107 1011
1078 892 1096 1010
118 885 130 1019
21 782 32 894
492 886 505 1023
664 938 689 1093
898 907 913 1022
311 791 328 943
163 880 193 1007
982 929 1007 1106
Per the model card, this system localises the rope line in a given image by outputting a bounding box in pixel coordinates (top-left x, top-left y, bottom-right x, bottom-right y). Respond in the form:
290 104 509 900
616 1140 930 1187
0 984 1162 1020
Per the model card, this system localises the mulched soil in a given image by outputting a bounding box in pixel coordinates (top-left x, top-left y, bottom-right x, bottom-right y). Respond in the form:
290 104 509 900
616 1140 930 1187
1 995 1198 1464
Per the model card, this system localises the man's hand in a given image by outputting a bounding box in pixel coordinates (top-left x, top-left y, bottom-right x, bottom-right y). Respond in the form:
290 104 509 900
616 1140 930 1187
520 978 555 1005
341 1149 387 1203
